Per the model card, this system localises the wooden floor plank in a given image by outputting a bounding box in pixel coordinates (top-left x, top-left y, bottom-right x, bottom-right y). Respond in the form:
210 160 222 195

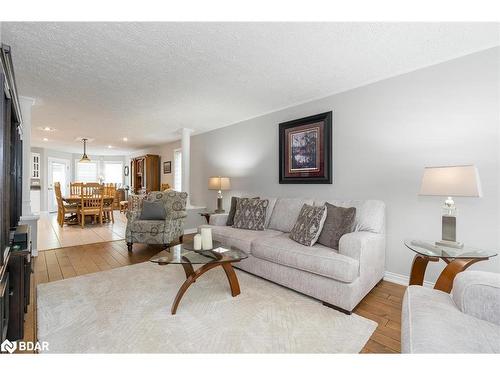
23 237 406 354
44 250 63 282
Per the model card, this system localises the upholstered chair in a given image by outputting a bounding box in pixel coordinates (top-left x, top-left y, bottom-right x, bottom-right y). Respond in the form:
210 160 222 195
125 190 188 251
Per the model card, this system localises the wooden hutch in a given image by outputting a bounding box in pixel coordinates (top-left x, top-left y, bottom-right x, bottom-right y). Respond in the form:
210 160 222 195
130 154 160 194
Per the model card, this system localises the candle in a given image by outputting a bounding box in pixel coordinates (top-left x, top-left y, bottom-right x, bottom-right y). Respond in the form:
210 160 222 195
193 234 202 250
201 227 213 250
173 246 181 262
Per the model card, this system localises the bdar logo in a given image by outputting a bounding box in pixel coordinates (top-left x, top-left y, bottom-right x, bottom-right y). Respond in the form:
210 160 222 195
1 339 17 353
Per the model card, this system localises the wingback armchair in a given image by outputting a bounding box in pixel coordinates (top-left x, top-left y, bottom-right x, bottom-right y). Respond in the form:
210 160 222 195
125 190 188 251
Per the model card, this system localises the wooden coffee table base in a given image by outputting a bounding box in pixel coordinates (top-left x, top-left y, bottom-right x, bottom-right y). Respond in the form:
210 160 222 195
409 254 485 293
171 261 241 315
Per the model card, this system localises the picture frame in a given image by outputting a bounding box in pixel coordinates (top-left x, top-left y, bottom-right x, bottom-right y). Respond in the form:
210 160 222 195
163 161 172 174
279 111 332 184
123 165 129 177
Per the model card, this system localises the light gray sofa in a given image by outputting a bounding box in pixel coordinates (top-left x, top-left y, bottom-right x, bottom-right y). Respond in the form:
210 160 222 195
199 197 385 313
402 271 500 353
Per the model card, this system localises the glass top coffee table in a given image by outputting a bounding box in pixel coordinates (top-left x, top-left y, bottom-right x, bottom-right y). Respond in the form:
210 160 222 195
150 240 248 314
405 239 497 293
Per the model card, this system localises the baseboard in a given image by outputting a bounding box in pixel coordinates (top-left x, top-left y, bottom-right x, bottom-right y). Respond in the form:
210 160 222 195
183 228 198 235
384 271 434 288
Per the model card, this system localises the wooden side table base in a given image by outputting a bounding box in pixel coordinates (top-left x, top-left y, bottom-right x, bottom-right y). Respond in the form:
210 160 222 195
409 254 486 293
171 262 241 315
433 258 482 293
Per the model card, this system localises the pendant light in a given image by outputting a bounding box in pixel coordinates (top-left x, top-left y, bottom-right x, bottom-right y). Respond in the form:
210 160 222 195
79 138 91 163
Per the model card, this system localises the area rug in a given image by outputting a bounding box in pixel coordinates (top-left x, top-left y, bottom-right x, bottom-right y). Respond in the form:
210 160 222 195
37 261 377 353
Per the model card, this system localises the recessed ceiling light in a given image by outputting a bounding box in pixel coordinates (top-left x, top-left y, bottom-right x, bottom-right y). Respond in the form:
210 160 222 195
107 145 113 149
38 126 56 132
42 138 48 142
122 137 128 142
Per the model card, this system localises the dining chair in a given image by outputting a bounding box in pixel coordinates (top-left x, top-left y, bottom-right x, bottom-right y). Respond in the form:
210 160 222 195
102 183 116 223
54 182 79 226
79 185 104 228
70 182 83 196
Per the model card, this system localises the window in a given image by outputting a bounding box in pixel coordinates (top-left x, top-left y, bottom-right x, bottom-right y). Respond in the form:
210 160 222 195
76 161 98 183
103 162 123 185
174 149 182 191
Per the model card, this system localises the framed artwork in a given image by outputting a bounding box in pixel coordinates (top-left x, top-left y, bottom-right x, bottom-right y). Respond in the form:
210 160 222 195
279 111 332 184
123 165 129 177
163 161 172 174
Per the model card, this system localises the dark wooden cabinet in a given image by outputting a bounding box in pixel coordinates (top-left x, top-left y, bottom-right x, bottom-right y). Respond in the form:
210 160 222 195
0 265 10 342
131 154 160 194
6 225 31 341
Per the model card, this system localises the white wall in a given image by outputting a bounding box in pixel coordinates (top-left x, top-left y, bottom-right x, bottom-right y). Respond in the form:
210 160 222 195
130 141 181 189
187 47 500 283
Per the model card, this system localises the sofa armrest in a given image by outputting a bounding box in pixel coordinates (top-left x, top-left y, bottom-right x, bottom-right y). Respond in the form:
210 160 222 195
209 213 229 226
452 271 500 325
338 231 385 260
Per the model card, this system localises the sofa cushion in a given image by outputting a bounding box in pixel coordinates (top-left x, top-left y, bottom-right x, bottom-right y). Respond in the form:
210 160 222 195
289 204 327 246
317 203 356 250
268 198 314 232
251 234 359 282
233 198 269 230
262 197 277 228
402 285 500 353
314 199 385 234
200 224 282 254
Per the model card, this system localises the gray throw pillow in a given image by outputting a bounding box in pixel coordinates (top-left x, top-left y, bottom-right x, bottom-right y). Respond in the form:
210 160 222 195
139 201 167 220
232 198 268 231
289 204 327 246
226 196 259 226
317 203 356 250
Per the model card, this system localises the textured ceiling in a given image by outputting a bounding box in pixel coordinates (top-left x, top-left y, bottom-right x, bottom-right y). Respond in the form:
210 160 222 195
2 22 499 155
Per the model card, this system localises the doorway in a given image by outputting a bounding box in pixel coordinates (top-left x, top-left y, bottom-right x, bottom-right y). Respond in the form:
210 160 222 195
47 157 70 213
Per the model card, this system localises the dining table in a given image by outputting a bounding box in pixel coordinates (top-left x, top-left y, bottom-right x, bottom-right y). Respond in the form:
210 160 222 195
62 195 116 224
62 195 115 205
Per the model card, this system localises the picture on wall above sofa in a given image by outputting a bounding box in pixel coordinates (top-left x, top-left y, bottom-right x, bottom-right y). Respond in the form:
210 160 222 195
279 111 332 184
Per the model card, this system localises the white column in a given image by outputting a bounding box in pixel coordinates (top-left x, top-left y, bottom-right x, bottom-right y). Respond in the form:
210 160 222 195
180 128 194 207
19 96 39 256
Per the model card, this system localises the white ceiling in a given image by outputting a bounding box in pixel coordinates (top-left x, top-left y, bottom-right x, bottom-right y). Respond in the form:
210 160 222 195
2 22 499 155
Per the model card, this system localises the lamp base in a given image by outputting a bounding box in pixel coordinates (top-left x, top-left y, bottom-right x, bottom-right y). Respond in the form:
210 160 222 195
215 197 225 213
435 239 464 249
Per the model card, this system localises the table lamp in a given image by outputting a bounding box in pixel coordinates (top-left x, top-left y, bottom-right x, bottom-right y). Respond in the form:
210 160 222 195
208 176 231 213
419 165 482 248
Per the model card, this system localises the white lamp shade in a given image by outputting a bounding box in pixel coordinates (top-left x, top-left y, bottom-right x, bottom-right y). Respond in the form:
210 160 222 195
208 176 231 190
419 165 482 197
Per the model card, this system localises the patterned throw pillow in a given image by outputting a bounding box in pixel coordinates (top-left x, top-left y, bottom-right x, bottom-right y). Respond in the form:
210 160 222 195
289 204 327 246
232 198 269 231
226 196 260 226
317 203 356 250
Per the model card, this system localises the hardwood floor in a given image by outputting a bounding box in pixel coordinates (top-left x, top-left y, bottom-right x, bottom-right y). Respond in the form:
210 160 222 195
23 237 405 354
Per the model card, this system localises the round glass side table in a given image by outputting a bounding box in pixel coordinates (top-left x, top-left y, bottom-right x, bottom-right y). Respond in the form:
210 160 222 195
404 239 497 293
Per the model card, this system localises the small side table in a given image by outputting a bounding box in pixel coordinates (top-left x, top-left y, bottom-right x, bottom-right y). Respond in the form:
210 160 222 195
405 239 497 293
200 212 213 224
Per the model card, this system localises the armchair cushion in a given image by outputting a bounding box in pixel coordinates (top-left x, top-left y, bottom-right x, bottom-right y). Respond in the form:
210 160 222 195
129 219 165 234
452 271 500 326
139 201 167 220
